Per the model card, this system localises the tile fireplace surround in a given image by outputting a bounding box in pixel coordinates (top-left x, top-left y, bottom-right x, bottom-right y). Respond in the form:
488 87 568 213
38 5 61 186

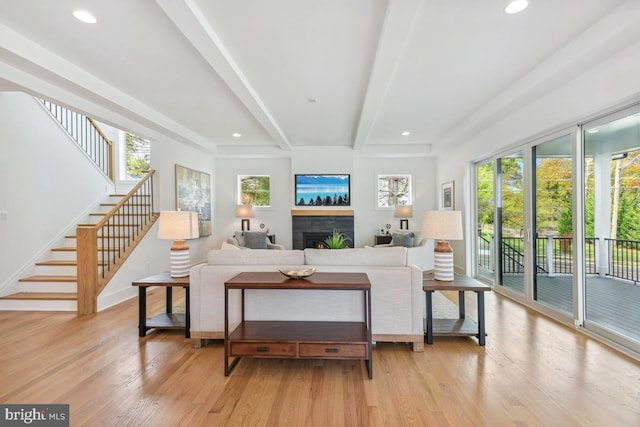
291 210 354 250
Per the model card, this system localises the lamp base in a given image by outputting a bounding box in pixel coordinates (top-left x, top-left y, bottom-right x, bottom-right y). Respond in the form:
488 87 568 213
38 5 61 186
433 252 454 281
170 244 190 277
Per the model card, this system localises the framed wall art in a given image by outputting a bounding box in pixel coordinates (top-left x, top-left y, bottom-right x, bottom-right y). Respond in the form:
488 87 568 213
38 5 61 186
441 181 454 210
175 164 212 237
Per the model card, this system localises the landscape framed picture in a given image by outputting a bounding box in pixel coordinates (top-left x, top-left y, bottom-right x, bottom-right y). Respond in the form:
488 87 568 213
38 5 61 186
175 164 212 237
441 181 454 210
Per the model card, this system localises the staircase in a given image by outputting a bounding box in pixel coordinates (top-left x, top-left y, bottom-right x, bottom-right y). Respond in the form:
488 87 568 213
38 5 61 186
0 98 158 313
0 194 142 311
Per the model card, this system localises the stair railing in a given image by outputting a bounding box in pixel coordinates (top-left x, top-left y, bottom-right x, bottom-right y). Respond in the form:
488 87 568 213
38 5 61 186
38 98 114 181
76 170 157 315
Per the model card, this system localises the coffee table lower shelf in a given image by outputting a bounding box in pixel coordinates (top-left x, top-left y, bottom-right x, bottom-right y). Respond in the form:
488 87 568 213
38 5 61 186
226 320 371 377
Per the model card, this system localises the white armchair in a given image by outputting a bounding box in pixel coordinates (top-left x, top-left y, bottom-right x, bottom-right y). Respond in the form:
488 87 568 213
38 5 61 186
373 231 434 271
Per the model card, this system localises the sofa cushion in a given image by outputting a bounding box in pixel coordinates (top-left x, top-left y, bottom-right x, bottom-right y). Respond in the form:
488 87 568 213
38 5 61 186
391 231 414 247
243 231 268 249
304 247 407 266
207 249 305 265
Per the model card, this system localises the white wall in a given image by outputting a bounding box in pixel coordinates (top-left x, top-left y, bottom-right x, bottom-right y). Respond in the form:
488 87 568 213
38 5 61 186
437 39 640 273
0 91 216 309
98 136 216 309
214 148 436 249
0 92 113 294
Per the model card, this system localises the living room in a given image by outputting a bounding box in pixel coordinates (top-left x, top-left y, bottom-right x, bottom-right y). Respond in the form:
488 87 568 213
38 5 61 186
1 0 640 425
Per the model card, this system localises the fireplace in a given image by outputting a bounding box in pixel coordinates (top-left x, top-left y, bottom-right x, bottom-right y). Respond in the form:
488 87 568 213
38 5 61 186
303 232 331 249
292 211 354 250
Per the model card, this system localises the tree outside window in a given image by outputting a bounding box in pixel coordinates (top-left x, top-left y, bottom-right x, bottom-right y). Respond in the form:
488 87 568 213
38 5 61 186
377 175 412 208
238 175 270 207
125 132 150 179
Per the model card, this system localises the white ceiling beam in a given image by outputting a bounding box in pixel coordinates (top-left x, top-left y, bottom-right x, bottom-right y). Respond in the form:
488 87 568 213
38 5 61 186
155 0 292 151
0 22 214 152
352 0 423 150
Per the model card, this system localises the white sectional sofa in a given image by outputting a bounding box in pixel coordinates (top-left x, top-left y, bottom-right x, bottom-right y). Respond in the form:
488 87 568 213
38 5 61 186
189 247 425 351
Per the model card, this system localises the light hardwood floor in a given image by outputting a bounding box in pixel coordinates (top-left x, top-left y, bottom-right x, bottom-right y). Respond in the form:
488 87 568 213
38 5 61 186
1 288 639 426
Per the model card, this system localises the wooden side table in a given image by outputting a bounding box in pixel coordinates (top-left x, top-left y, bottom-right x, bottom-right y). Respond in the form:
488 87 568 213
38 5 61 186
132 272 190 338
423 274 492 346
375 234 392 245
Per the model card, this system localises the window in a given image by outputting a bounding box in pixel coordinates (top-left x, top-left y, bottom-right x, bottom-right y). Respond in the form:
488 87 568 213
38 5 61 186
377 174 412 208
238 175 271 207
125 132 150 179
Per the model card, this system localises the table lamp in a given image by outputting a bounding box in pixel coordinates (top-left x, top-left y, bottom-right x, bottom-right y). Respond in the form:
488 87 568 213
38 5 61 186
235 204 254 231
395 205 413 230
158 210 199 277
422 210 463 281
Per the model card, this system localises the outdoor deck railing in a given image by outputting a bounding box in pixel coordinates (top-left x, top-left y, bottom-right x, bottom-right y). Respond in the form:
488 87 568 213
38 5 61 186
606 238 640 284
478 235 602 277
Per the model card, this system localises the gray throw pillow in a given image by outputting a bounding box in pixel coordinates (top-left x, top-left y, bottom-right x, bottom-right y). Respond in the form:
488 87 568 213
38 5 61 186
391 232 414 248
243 231 268 249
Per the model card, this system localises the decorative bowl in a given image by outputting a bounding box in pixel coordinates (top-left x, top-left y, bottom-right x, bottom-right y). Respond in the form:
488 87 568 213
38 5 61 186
279 267 316 279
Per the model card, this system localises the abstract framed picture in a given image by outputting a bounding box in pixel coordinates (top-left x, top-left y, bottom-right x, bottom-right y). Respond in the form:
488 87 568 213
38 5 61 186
441 181 454 210
175 164 212 237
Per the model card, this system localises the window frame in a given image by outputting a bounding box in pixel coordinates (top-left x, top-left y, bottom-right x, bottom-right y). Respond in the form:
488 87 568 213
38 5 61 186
237 174 271 208
376 174 413 209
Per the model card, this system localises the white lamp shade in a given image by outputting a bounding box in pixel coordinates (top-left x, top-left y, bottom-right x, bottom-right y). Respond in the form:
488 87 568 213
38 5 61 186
422 210 463 241
235 204 254 218
157 211 199 240
394 205 413 218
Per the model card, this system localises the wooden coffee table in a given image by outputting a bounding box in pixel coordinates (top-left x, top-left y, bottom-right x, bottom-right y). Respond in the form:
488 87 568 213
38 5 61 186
224 271 373 378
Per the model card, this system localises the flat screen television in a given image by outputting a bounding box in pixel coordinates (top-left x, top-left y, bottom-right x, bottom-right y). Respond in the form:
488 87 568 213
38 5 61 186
295 174 350 206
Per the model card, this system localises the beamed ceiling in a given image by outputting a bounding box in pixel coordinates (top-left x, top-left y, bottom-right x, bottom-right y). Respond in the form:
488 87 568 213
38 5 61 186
0 0 638 157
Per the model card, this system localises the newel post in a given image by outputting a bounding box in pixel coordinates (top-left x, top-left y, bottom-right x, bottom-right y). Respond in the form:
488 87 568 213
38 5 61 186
76 226 98 315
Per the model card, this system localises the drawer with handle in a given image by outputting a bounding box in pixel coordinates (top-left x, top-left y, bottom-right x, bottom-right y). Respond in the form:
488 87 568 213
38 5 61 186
230 342 296 357
299 343 367 358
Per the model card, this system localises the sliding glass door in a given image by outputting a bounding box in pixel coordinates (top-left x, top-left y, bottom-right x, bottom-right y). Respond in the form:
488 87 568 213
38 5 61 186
476 162 495 281
473 106 640 353
533 134 573 315
496 152 525 296
583 108 640 345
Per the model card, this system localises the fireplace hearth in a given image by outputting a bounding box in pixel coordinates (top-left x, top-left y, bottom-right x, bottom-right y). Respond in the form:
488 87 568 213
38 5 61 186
292 212 354 250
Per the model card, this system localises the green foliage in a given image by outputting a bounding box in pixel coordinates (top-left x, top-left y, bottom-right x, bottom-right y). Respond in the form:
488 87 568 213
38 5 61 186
240 176 270 206
323 229 352 249
125 132 150 179
500 157 524 236
476 163 494 227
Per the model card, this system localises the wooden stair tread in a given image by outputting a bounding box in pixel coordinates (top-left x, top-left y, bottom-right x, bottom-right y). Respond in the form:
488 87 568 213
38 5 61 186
19 275 77 282
35 260 107 266
0 292 77 301
36 260 77 266
51 247 77 252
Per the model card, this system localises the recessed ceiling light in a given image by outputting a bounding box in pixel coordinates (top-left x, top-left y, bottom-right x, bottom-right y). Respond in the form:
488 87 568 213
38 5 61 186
73 10 97 24
504 0 529 14
401 131 411 136
232 133 242 138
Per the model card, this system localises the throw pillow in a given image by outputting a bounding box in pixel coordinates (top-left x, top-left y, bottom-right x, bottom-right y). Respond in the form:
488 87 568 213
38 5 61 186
243 231 268 249
233 231 246 247
391 231 414 248
221 241 241 250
